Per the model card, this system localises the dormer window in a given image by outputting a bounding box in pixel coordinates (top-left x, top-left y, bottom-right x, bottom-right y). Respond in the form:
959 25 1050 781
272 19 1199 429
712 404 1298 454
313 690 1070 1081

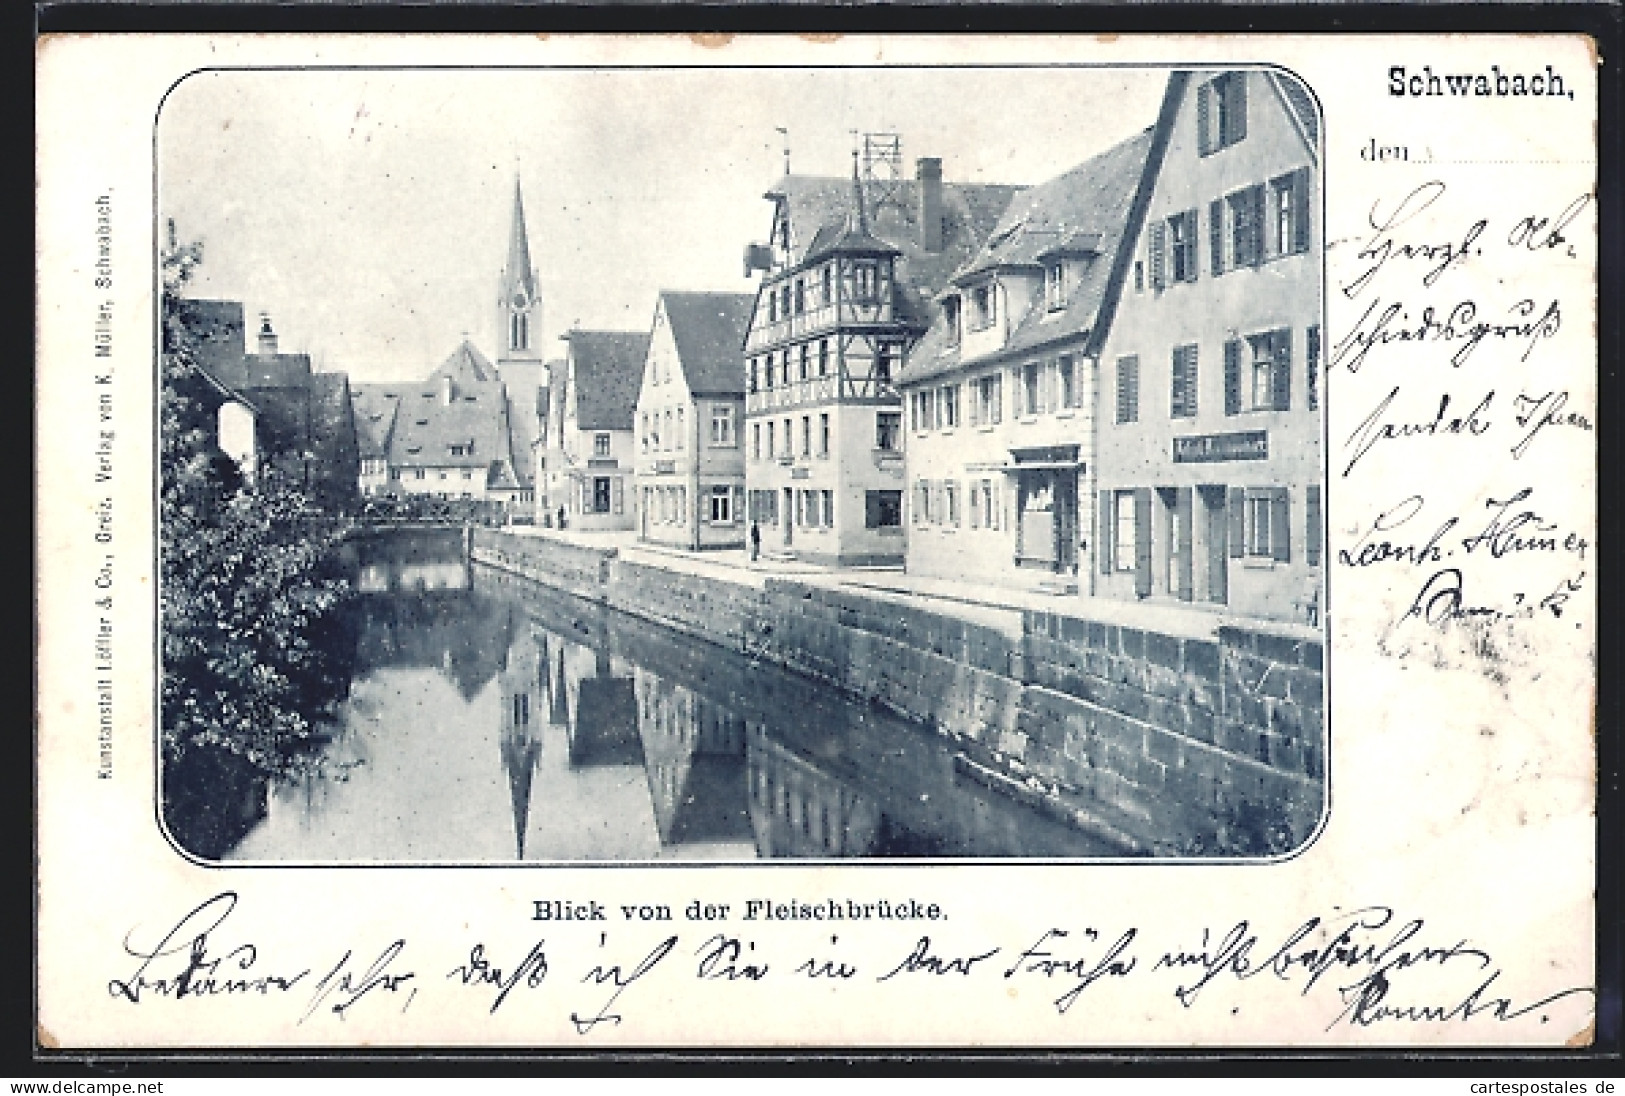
1045 262 1067 311
768 288 780 323
943 295 962 346
968 282 997 331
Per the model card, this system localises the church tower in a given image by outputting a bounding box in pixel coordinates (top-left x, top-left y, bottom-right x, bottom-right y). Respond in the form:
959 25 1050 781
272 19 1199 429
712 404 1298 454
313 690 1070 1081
497 174 542 365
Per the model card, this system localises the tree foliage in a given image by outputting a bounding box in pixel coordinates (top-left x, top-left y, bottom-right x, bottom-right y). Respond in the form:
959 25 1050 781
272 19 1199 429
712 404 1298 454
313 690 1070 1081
159 225 355 785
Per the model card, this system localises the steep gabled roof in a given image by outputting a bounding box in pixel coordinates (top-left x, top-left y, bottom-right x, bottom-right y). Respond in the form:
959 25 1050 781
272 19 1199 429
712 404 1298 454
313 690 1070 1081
174 298 247 382
565 330 650 432
431 339 499 385
659 291 757 397
385 374 514 470
308 372 357 465
900 125 1159 386
1267 70 1321 162
766 174 1025 299
349 385 403 459
234 352 315 390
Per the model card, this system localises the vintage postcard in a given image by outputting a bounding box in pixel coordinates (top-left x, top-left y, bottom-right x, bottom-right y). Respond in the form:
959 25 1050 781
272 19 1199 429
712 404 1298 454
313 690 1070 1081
36 33 1597 1048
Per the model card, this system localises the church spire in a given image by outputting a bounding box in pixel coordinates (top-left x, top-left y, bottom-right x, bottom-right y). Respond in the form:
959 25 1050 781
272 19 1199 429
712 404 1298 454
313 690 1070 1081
499 173 541 360
504 175 537 303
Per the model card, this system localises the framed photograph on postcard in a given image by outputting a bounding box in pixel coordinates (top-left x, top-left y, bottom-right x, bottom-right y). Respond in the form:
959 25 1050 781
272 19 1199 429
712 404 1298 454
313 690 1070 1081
35 31 1599 1050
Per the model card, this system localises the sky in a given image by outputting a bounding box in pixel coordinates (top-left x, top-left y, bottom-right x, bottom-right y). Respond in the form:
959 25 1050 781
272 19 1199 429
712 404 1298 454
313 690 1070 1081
160 66 1166 384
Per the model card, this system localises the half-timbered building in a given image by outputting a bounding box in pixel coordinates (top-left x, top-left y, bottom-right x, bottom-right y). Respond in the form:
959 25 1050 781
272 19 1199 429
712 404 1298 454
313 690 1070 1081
741 154 1022 566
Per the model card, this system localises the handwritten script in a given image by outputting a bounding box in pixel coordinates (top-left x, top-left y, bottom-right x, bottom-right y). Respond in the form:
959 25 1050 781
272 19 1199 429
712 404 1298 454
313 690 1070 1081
109 892 1594 1036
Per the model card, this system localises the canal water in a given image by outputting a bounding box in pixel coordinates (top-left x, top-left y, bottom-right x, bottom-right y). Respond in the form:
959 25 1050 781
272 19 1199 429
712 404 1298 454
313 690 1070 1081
223 529 1125 861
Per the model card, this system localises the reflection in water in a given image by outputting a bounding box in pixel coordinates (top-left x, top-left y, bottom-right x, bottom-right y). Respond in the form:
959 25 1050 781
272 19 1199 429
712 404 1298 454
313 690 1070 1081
226 530 1129 861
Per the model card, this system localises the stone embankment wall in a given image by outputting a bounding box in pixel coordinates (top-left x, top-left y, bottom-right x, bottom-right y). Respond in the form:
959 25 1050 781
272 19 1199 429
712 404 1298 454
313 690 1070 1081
472 529 1325 856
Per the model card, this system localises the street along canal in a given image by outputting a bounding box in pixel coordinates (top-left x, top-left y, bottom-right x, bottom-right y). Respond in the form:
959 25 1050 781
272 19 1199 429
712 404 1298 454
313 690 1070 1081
218 528 1130 861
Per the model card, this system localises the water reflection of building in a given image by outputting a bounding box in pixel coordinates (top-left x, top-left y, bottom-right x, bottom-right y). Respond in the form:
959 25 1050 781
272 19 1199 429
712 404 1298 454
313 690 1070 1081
497 628 545 858
552 640 644 769
635 672 752 848
747 726 884 857
350 536 513 702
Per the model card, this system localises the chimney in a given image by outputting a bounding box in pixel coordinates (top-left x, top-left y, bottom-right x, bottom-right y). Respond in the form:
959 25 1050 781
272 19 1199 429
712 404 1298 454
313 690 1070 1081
441 374 455 406
257 312 279 355
916 157 944 253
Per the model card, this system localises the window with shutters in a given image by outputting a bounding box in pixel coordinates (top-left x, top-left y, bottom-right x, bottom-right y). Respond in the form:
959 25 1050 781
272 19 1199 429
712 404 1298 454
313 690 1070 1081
1170 344 1199 419
1270 169 1312 257
1246 492 1272 556
1169 209 1198 283
1307 325 1322 412
1113 490 1138 572
1228 185 1266 268
1238 487 1291 561
1148 222 1167 290
1198 72 1248 156
1209 199 1227 275
1245 328 1292 411
1115 355 1140 424
1306 484 1323 567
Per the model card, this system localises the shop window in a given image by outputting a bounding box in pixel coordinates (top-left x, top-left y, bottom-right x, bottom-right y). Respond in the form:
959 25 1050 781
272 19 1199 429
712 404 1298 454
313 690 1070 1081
866 490 903 529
